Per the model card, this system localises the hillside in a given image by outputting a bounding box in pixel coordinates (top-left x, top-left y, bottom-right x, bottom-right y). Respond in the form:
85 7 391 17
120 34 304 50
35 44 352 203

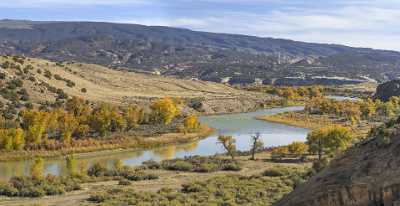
0 55 268 116
275 119 400 206
0 20 399 85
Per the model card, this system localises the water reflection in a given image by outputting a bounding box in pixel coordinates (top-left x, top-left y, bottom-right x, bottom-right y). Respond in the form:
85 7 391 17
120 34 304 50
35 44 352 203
0 106 308 180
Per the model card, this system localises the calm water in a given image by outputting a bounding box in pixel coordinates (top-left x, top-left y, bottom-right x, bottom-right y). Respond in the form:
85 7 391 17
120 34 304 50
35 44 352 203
0 106 308 180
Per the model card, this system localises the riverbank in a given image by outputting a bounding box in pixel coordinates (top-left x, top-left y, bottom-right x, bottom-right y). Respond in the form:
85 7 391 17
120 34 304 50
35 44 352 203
257 111 334 130
0 126 215 162
0 151 311 206
257 111 376 139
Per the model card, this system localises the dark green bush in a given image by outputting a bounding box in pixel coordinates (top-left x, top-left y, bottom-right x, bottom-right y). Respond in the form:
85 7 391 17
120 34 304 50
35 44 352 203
0 176 82 198
44 70 52 79
120 170 158 181
87 163 108 177
161 156 241 172
0 182 18 196
263 168 286 177
88 192 108 203
194 163 218 173
118 180 131 186
222 163 241 171
54 74 62 80
165 160 194 171
142 160 161 169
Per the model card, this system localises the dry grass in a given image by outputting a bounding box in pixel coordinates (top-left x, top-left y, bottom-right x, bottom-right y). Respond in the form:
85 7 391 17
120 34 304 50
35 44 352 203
257 111 334 129
0 56 259 105
0 152 311 206
257 111 377 139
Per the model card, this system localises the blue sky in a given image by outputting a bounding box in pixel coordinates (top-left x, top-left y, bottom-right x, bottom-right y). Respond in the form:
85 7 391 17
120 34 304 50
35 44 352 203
1 0 400 51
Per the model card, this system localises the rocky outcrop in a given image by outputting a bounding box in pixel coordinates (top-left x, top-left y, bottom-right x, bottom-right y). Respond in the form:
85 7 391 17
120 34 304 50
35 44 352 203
375 80 400 102
275 119 400 206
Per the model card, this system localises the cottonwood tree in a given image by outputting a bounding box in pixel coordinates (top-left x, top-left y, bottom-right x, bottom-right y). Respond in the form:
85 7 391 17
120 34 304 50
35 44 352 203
288 141 308 156
250 132 264 160
184 114 200 133
218 135 236 160
151 97 180 125
124 105 144 130
66 155 78 177
307 125 353 160
30 158 44 180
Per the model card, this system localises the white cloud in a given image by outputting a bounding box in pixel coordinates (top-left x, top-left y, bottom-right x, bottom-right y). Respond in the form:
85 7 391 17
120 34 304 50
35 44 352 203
1 0 399 50
121 2 400 50
0 0 148 8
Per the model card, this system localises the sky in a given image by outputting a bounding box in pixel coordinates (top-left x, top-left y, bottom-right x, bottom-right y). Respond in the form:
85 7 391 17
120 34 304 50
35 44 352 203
1 0 400 51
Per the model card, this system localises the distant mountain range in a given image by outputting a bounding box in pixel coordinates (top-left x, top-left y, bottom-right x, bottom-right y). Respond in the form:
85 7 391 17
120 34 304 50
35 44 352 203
1 19 400 85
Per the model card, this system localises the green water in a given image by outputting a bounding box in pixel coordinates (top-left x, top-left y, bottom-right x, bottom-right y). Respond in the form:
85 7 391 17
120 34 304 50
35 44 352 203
0 106 308 180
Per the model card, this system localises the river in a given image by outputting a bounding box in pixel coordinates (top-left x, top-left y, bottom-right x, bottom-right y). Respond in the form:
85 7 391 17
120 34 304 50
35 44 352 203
0 106 309 180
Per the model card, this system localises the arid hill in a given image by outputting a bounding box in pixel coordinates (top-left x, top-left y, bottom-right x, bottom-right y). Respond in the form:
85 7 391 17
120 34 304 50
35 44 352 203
275 118 400 206
0 56 268 115
1 20 399 85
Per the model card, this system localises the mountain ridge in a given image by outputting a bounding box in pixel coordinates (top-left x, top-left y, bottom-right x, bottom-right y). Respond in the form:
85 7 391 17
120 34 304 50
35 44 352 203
1 19 400 85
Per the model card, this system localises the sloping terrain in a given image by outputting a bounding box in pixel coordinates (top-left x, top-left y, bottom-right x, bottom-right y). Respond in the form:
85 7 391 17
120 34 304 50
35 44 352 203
0 20 399 85
275 119 400 206
0 55 268 115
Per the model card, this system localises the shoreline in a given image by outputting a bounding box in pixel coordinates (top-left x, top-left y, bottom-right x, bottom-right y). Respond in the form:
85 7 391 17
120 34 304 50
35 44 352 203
256 110 335 130
256 116 312 129
0 127 215 162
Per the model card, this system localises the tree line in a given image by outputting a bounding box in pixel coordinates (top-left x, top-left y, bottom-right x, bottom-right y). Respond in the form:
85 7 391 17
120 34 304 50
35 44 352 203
0 96 201 151
305 96 400 124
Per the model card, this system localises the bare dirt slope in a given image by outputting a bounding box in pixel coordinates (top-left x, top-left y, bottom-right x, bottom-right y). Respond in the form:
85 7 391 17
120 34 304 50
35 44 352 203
275 120 400 206
0 56 268 114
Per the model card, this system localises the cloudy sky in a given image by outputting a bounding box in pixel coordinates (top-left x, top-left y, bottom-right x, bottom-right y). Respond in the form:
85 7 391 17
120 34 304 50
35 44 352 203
1 0 399 51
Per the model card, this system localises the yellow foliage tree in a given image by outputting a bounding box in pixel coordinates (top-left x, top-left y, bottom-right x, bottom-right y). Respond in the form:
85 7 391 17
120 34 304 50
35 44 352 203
151 97 180 125
307 125 353 160
12 128 25 150
218 135 236 160
30 158 44 180
58 112 78 144
184 114 200 132
66 155 78 177
288 141 308 156
124 105 144 130
21 110 50 146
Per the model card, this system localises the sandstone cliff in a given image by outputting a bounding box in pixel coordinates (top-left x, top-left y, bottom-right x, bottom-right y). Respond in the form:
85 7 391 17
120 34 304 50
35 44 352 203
276 118 400 206
375 80 400 102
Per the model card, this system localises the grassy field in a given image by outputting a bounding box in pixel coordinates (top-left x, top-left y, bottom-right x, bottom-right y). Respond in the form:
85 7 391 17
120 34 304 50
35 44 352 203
0 152 311 206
